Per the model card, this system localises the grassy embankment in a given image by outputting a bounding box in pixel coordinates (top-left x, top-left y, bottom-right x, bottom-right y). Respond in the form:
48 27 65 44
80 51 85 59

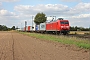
70 31 90 34
19 32 90 49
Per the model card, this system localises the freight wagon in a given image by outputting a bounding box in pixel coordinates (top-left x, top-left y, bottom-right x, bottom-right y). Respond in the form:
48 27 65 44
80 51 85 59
26 26 30 32
35 23 46 33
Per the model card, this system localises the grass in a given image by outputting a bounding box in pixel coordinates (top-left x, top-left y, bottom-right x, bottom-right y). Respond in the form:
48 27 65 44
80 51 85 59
70 31 90 34
19 32 90 49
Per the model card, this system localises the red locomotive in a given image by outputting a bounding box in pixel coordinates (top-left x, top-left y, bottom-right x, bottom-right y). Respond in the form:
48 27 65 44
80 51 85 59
46 18 70 35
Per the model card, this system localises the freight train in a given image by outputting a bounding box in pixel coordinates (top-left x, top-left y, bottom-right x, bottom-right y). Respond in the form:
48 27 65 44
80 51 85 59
21 18 70 35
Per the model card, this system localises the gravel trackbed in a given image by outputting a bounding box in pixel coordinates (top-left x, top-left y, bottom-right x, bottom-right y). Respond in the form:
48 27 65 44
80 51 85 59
0 31 89 60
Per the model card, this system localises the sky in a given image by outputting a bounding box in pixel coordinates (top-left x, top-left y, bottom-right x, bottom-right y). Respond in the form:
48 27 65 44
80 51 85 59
0 0 90 28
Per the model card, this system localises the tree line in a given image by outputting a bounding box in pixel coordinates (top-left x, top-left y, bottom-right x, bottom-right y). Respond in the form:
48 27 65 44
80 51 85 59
0 25 16 31
70 26 90 31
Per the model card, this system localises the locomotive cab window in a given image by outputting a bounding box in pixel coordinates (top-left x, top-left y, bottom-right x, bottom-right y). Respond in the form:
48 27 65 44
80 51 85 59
60 21 69 24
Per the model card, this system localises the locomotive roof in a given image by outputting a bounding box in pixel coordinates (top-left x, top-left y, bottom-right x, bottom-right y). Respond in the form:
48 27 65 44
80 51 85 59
46 19 68 23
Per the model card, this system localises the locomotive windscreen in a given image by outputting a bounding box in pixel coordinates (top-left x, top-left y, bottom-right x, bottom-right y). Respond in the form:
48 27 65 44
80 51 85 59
60 21 69 24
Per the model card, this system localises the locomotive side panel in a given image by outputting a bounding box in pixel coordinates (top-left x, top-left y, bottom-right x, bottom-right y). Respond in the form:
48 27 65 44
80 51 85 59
52 22 57 31
46 21 60 31
46 23 52 31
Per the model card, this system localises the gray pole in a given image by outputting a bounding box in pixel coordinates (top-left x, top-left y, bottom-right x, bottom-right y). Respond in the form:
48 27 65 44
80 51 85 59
25 21 27 31
55 16 56 21
21 23 22 31
32 16 34 31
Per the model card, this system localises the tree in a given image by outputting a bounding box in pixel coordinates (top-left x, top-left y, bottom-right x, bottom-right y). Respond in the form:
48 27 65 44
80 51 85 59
11 26 15 30
0 25 3 31
34 12 47 25
75 26 78 31
2 25 8 31
70 26 90 31
0 25 8 31
70 26 75 31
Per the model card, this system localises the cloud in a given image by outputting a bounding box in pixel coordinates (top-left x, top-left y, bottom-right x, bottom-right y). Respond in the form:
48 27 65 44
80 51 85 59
0 2 90 28
14 4 70 16
63 2 90 16
71 14 90 19
0 2 2 6
61 0 82 2
0 9 20 27
68 13 90 27
0 2 2 9
0 0 19 2
14 3 90 16
72 3 90 13
0 9 16 16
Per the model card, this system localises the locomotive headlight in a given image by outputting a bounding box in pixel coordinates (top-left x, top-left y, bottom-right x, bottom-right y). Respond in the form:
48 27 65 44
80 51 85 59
66 26 68 28
61 26 64 28
61 26 69 29
61 26 66 28
66 26 69 29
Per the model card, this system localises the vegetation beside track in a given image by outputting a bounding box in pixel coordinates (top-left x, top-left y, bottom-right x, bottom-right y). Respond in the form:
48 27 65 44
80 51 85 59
19 32 90 49
70 31 90 34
